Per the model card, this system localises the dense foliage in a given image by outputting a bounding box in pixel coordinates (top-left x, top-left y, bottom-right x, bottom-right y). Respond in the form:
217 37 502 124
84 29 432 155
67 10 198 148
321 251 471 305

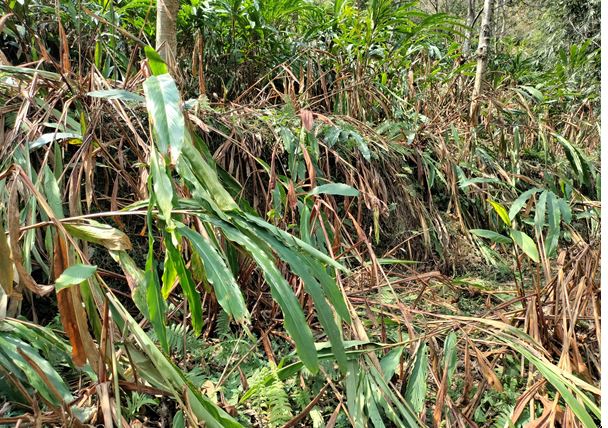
0 0 600 426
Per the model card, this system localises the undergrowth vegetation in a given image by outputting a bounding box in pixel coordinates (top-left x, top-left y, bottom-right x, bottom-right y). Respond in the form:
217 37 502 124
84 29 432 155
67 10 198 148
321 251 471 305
0 0 600 426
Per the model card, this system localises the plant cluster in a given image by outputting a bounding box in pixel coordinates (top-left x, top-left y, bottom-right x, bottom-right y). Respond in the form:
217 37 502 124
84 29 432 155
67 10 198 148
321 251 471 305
0 0 600 426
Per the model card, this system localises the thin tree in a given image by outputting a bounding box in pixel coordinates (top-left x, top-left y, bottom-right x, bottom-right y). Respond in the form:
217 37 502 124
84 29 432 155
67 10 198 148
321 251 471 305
462 0 476 55
156 0 180 66
469 0 495 126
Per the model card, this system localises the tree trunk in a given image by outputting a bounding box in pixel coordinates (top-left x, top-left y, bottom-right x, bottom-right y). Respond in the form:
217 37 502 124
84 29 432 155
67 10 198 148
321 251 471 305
462 0 476 55
469 0 495 126
156 0 179 66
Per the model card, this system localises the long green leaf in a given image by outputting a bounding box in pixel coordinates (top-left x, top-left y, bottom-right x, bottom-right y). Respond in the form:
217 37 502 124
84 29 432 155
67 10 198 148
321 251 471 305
545 192 561 257
509 188 541 220
179 141 239 212
245 224 348 372
105 292 243 427
54 264 97 292
241 218 350 320
534 190 547 234
243 213 347 272
145 205 168 352
442 332 458 386
165 235 205 335
554 134 583 181
208 219 319 372
470 229 511 244
380 346 404 380
509 230 540 263
143 74 185 160
150 148 174 224
87 89 144 103
404 342 428 414
178 226 249 324
309 183 359 197
0 335 73 406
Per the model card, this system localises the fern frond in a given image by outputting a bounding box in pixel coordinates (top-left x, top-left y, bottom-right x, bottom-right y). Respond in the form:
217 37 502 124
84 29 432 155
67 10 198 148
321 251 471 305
267 369 293 427
215 309 231 338
494 404 516 428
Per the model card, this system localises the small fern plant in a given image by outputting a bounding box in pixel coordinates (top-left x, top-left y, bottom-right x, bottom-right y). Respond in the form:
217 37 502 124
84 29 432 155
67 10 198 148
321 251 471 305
245 364 294 427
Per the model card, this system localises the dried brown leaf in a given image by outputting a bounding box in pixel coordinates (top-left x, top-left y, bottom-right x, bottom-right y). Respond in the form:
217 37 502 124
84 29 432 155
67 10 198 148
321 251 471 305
470 342 503 393
58 19 71 74
0 222 13 295
300 109 313 131
54 234 87 367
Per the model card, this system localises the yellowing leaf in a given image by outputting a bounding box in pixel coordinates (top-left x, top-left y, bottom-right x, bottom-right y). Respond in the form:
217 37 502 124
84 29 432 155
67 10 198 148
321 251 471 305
64 220 132 250
488 199 511 227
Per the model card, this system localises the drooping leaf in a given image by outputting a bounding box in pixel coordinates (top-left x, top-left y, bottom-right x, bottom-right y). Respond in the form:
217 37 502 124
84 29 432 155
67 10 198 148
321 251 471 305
345 362 366 428
178 141 239 212
558 198 572 224
554 134 583 180
309 183 359 197
30 132 81 150
349 131 371 161
208 218 318 372
242 222 347 371
509 188 541 220
165 237 204 335
238 217 350 320
0 65 61 80
404 342 428 414
544 192 561 257
534 190 548 234
0 223 13 297
365 377 386 428
110 251 148 317
380 346 404 381
467 316 600 426
488 200 511 227
143 74 185 160
509 230 540 263
105 292 243 427
442 332 458 386
144 45 168 76
64 220 132 250
458 176 504 189
0 335 73 405
43 166 63 218
469 229 511 245
55 264 97 292
161 249 178 300
149 149 174 223
87 89 144 103
145 258 168 352
179 226 248 325
519 85 544 102
144 206 168 352
243 213 347 273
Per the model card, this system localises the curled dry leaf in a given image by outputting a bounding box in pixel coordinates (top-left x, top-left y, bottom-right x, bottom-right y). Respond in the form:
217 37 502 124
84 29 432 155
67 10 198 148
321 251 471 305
54 233 88 367
299 109 313 131
470 342 503 393
0 13 13 33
